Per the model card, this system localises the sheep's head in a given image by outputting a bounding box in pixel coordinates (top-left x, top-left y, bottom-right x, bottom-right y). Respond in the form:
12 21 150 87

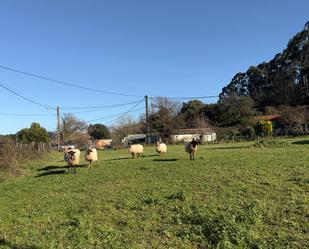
86 148 93 154
68 151 76 161
191 138 198 148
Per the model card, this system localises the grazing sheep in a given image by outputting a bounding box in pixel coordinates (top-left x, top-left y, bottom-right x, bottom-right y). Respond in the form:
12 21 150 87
85 147 98 167
67 149 80 174
63 146 75 162
185 138 198 161
63 147 70 162
129 143 144 159
156 141 167 157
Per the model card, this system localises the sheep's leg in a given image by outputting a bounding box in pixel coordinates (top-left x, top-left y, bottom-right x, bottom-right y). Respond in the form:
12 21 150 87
132 153 135 159
189 153 192 160
192 152 195 161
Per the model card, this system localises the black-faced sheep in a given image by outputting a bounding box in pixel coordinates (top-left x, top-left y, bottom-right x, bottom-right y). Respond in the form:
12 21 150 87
185 138 198 161
66 149 80 173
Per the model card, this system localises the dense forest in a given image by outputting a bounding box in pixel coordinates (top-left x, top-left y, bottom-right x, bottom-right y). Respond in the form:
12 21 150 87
220 21 309 109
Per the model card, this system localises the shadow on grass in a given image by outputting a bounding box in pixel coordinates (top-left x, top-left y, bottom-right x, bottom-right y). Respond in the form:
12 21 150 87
153 158 178 162
35 164 88 177
38 165 68 171
292 140 309 145
108 154 157 161
38 164 87 171
206 146 250 150
35 170 67 177
107 157 130 161
0 238 39 249
143 154 158 158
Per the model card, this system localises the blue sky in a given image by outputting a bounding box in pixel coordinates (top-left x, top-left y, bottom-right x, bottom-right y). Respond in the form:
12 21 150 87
0 0 308 134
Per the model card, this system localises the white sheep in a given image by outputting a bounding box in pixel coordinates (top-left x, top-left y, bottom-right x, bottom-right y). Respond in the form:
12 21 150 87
156 141 167 157
66 149 81 173
185 138 198 161
85 147 98 167
128 144 144 159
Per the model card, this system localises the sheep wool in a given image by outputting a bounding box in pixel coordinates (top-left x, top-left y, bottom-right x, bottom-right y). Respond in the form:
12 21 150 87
67 149 81 173
156 141 167 156
85 148 98 167
129 144 144 158
185 139 198 161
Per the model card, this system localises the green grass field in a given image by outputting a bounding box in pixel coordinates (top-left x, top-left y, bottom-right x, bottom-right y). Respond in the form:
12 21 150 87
0 139 308 249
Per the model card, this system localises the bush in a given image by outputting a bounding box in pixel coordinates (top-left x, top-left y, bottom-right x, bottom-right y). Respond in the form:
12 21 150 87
0 139 43 175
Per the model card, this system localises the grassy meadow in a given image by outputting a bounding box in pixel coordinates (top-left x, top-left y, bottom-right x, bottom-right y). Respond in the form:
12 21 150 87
0 138 308 248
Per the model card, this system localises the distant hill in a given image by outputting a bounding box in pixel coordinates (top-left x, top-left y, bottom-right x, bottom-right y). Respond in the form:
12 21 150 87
220 21 309 109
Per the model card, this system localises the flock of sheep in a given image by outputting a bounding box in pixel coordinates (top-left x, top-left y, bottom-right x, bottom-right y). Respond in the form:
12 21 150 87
63 138 199 174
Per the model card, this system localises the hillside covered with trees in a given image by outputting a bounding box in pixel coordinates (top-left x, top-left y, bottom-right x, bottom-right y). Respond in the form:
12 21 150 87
220 21 309 109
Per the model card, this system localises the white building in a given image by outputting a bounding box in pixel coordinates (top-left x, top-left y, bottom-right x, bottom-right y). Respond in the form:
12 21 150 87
170 128 216 143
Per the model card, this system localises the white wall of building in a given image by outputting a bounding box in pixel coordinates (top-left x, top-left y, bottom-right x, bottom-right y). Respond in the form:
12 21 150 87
170 133 216 143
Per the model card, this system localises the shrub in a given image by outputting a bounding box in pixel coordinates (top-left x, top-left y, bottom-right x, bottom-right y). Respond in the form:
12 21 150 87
0 139 43 175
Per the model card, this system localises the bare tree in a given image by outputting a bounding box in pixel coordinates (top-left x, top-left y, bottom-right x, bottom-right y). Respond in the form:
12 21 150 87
110 115 143 145
149 97 184 141
279 105 307 134
60 114 87 143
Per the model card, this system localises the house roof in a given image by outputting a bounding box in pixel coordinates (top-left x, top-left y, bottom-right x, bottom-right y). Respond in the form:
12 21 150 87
172 128 214 135
256 115 281 121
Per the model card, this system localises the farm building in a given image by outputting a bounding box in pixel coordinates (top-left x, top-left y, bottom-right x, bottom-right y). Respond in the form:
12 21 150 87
122 134 159 147
95 139 113 149
170 128 216 143
255 115 284 135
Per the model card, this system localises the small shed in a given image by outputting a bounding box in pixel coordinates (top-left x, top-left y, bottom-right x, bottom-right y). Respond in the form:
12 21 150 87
95 139 113 149
122 134 159 147
255 115 284 135
171 128 216 143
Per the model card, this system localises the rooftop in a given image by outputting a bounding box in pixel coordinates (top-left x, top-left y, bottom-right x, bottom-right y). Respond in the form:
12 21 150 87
173 128 214 135
256 115 281 121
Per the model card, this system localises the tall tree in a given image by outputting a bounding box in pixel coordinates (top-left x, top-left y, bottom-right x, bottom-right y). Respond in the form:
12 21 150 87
17 122 49 144
60 114 87 143
149 97 184 140
215 94 257 127
179 100 208 128
88 124 111 139
220 21 309 108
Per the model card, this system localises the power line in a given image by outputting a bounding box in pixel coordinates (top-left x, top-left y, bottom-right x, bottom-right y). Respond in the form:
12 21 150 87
0 112 55 116
0 64 143 97
61 100 142 110
0 82 54 109
43 105 145 133
158 95 219 100
86 99 144 123
86 107 144 124
105 107 145 125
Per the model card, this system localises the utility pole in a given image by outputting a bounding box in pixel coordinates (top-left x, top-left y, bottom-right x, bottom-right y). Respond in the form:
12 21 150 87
57 106 61 151
145 95 151 144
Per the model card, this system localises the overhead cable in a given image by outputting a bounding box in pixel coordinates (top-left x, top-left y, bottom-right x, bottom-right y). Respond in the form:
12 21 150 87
0 64 143 97
0 82 54 109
